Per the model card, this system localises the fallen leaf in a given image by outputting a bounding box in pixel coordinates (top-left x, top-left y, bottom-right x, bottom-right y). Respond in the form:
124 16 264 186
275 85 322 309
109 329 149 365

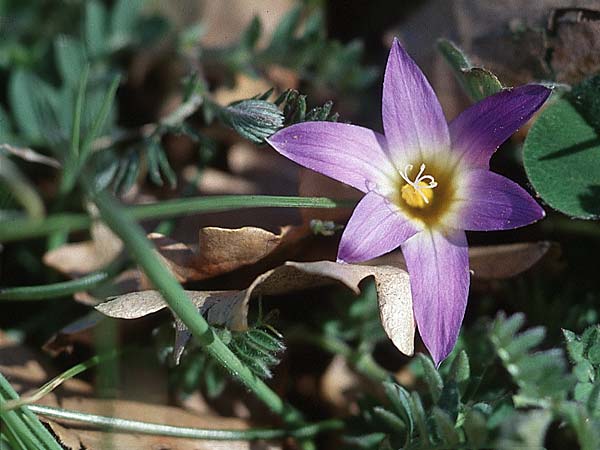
393 0 600 116
43 221 123 277
0 331 92 404
43 420 82 450
372 242 552 280
96 260 415 362
144 225 309 286
467 242 553 279
42 311 104 356
320 355 363 415
548 8 600 83
38 398 279 450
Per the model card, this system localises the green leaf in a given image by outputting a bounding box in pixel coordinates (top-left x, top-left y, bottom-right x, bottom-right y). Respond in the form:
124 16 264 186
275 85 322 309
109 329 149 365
432 407 459 445
523 94 600 219
146 140 164 186
564 329 586 363
492 312 525 348
463 410 488 447
8 70 61 144
438 381 460 421
383 382 414 436
417 354 443 403
410 392 430 445
80 74 120 162
85 0 108 57
178 23 205 52
240 16 261 50
156 144 177 189
437 39 503 101
114 149 140 194
54 35 86 86
372 407 406 434
0 156 45 219
266 5 302 57
448 350 470 386
504 327 546 361
110 0 144 48
587 382 600 416
220 99 283 143
246 329 286 352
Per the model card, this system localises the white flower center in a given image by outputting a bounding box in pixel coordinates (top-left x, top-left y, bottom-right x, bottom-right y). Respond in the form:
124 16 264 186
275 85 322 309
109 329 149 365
399 163 438 205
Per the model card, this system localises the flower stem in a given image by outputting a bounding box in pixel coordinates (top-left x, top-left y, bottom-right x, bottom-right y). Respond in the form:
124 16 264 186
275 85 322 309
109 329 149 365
0 195 355 242
28 404 344 440
91 189 304 425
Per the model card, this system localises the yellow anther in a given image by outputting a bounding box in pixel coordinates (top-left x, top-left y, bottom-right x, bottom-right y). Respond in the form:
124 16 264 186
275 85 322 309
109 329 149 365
401 181 434 208
398 163 438 208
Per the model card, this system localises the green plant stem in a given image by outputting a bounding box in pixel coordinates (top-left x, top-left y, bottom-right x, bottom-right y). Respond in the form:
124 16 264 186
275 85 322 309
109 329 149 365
2 350 119 412
289 329 391 382
0 259 122 301
0 195 355 242
0 373 63 450
28 404 344 440
91 189 304 425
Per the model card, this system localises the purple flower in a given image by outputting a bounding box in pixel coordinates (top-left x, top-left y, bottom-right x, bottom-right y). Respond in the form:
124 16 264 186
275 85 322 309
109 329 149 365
267 38 550 365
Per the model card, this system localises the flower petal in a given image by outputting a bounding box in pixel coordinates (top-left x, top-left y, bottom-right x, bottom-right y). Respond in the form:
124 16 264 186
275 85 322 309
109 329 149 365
452 169 545 231
401 229 469 366
337 191 420 263
449 85 551 168
267 122 396 193
382 38 450 166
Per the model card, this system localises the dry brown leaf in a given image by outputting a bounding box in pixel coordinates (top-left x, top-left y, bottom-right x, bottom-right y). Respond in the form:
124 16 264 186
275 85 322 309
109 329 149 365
373 242 552 280
42 311 104 356
467 241 553 279
144 225 309 286
43 221 123 277
0 332 278 449
320 355 362 415
96 260 414 362
43 420 83 450
393 0 600 116
0 331 92 404
548 9 600 83
39 398 279 450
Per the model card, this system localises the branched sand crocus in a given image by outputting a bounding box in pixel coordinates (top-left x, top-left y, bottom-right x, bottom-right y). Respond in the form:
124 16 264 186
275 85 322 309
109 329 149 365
267 38 550 365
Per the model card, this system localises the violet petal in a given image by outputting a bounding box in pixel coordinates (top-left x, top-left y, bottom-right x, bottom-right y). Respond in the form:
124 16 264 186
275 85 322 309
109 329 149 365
451 169 545 231
337 191 420 263
449 85 551 168
401 229 470 366
267 121 395 193
382 38 450 166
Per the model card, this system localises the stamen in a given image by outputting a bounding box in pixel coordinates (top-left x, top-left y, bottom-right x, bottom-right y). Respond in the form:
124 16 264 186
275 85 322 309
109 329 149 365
399 163 438 204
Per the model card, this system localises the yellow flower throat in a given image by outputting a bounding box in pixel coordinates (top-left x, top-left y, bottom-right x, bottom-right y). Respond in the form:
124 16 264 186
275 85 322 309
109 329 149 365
399 163 438 209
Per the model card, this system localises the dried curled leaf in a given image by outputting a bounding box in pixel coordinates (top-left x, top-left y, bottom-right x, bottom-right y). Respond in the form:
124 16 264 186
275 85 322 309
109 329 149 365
43 222 123 277
145 225 308 285
96 261 414 362
373 242 552 280
467 242 553 279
